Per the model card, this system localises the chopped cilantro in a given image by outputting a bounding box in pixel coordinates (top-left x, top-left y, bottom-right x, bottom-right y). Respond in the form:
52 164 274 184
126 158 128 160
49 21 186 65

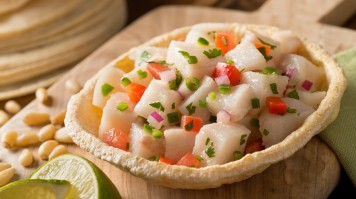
184 120 194 131
186 102 196 115
287 89 300 100
270 83 278 94
240 134 247 145
203 48 222 59
167 112 180 123
149 102 165 112
168 69 182 91
179 51 198 64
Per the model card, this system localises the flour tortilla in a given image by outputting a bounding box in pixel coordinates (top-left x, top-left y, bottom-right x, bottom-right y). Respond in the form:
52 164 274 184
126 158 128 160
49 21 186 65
65 23 347 189
0 0 83 39
0 0 30 15
0 0 127 86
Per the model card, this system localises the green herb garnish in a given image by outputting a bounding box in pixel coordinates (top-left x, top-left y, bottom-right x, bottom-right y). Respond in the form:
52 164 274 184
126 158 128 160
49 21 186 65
116 102 128 112
121 77 131 87
152 129 163 138
205 145 215 158
250 118 260 127
186 102 196 115
270 83 278 94
287 107 297 113
197 37 209 46
258 38 277 49
199 100 207 108
257 47 273 62
143 123 153 134
101 83 114 97
205 138 211 146
233 151 244 160
179 51 198 64
149 102 165 112
184 120 194 131
208 92 216 100
186 77 201 91
263 129 270 136
137 69 147 79
218 84 231 94
203 48 222 59
251 98 260 109
168 69 182 91
167 112 180 123
226 59 235 65
262 67 277 74
287 89 299 100
240 134 247 145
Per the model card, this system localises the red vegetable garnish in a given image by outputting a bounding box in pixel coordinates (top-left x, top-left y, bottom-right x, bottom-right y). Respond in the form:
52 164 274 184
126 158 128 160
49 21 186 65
159 157 174 165
147 63 169 80
102 128 129 151
127 83 147 103
301 80 313 91
212 62 241 86
181 116 202 133
244 138 265 154
266 96 288 115
176 153 201 168
254 42 271 56
215 31 238 54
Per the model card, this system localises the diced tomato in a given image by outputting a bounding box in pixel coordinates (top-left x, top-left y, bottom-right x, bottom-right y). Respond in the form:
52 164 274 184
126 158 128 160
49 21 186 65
244 138 265 154
215 31 238 54
212 62 241 86
127 83 146 103
181 116 202 133
147 63 169 80
176 153 201 168
159 157 174 165
266 96 287 114
254 42 271 56
102 128 129 151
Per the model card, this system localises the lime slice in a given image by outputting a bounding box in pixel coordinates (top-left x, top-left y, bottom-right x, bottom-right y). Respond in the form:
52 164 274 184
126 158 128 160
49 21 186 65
30 154 121 199
0 179 73 199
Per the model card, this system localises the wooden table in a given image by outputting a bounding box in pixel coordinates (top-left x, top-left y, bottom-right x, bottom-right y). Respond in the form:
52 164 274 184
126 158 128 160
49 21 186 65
1 0 356 198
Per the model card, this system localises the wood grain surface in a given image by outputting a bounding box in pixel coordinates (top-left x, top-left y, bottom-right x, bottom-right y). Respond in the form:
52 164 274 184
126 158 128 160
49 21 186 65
1 0 355 198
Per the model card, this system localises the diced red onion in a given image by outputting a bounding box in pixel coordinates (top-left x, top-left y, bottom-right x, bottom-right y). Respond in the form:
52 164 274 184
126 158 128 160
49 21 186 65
217 110 231 124
301 80 313 91
286 68 295 79
151 111 164 122
159 69 176 82
215 75 230 86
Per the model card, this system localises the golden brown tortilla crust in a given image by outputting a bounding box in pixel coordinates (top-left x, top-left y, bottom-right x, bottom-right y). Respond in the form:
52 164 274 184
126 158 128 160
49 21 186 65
65 23 347 189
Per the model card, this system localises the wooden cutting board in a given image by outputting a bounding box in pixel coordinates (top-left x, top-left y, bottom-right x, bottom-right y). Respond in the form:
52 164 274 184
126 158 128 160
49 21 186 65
1 0 356 198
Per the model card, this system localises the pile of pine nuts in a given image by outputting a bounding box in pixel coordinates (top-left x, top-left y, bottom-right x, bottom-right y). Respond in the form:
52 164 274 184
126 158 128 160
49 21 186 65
0 83 81 186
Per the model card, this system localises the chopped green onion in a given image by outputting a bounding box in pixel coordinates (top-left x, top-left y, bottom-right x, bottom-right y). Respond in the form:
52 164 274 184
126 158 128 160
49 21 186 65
257 47 273 62
186 77 201 91
140 50 151 60
168 69 182 91
148 60 173 66
263 129 270 136
209 115 217 123
197 37 209 46
287 107 297 113
226 59 235 65
121 77 131 87
240 134 247 145
208 92 216 100
270 83 278 94
218 84 231 94
184 120 194 131
251 98 260 109
258 38 277 49
205 145 215 158
144 123 153 134
250 118 260 127
137 69 147 79
149 156 160 161
233 151 244 160
203 48 222 59
171 103 175 109
222 36 228 46
287 89 300 99
262 67 277 74
199 100 207 108
149 102 165 112
186 102 196 115
179 51 198 64
126 143 130 150
101 83 114 97
152 129 163 138
195 156 204 162
167 112 180 123
116 102 128 112
205 138 211 146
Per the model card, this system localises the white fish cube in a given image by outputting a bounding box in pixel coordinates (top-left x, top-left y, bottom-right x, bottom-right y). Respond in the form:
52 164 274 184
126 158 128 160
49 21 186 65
179 76 217 124
259 98 314 147
130 122 165 159
193 123 250 166
99 92 137 139
271 30 301 54
285 89 326 110
206 84 253 122
121 64 153 88
129 46 168 68
166 41 225 79
134 80 181 126
279 54 324 92
92 66 125 109
164 128 197 163
225 41 267 71
185 23 229 46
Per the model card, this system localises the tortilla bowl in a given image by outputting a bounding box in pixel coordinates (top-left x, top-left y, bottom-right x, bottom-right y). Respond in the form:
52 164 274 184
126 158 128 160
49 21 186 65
65 23 346 189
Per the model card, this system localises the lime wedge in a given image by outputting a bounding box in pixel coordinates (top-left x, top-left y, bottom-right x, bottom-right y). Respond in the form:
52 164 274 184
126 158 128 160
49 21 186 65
0 179 73 199
30 154 121 199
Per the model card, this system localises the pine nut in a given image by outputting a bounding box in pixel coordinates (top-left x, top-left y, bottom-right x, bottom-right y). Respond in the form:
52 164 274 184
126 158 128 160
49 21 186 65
51 110 66 126
16 132 39 147
36 87 49 104
23 112 50 126
18 149 33 167
4 100 21 114
49 145 68 160
0 110 10 127
0 167 16 187
38 140 58 160
0 163 11 172
38 124 56 142
1 130 18 149
65 79 82 94
54 127 73 144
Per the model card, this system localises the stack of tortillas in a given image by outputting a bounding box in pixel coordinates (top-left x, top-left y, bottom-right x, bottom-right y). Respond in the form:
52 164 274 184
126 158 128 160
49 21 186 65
0 0 127 100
